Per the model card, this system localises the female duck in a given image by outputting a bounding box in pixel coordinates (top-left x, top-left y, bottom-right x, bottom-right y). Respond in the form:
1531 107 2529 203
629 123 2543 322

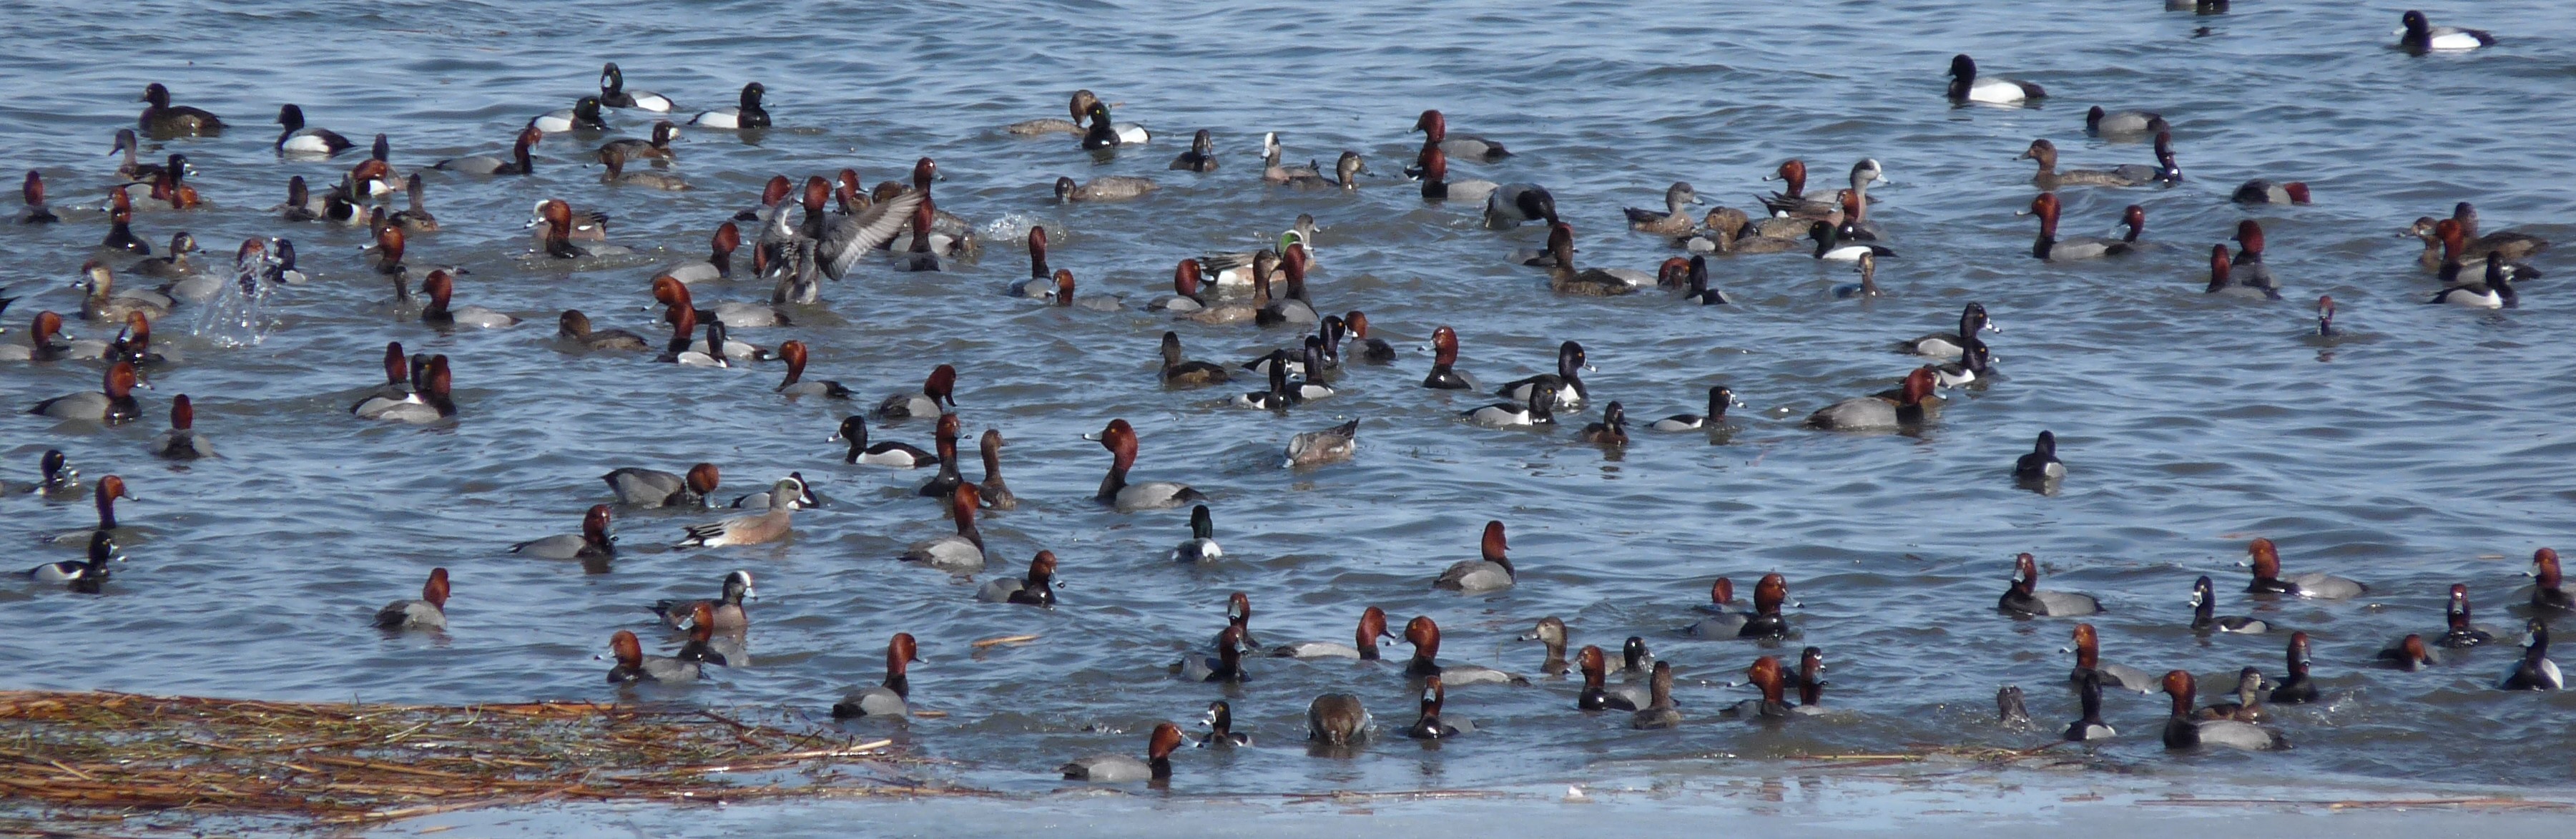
138 84 224 136
1091 419 1204 511
1283 418 1360 468
2015 139 2150 188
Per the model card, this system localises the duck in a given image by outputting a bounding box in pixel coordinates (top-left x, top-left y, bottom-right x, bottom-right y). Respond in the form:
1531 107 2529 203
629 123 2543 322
557 310 650 352
1197 701 1250 747
99 190 150 254
1091 419 1204 511
1401 615 1528 685
2161 671 2288 750
0 310 79 362
1530 223 1643 295
973 428 1017 510
2085 105 2166 137
1687 573 1790 638
1053 174 1159 202
2426 258 2517 309
144 155 200 210
1272 607 1397 660
672 480 802 548
900 484 985 572
1931 338 1990 388
1169 129 1219 172
2067 624 2156 694
77 260 171 325
1146 260 1212 313
1411 144 1499 205
2413 217 2543 283
1516 617 1571 677
1575 645 1648 710
1761 159 1887 219
600 152 687 190
1999 552 2101 617
349 343 419 418
1719 656 1795 720
128 232 196 280
1281 151 1364 190
1259 132 1321 185
878 364 958 420
1651 385 1739 432
1336 311 1397 363
1256 244 1320 326
1805 367 1941 430
18 170 58 224
975 551 1059 606
2442 202 2550 262
2376 634 2439 671
1061 723 1184 783
1483 182 1559 230
2243 537 2365 599
22 449 84 501
1412 109 1510 162
272 104 350 154
2233 180 2311 205
137 83 225 136
2204 244 2281 300
771 340 852 398
2015 139 2158 188
1580 401 1630 446
105 310 165 369
2227 219 2280 290
2020 193 2135 260
914 414 966 499
421 271 519 329
2189 576 2270 634
529 96 607 133
692 82 770 129
727 472 818 511
1003 89 1095 136
2064 671 2116 742
26 531 116 592
1432 521 1518 593
597 62 675 111
2014 431 2066 481
432 127 540 175
511 505 616 562
1946 54 2045 104
1465 381 1555 428
383 175 439 235
2397 9 2494 53
1283 418 1360 468
1078 100 1148 149
2196 667 2273 722
1177 624 1253 683
1169 505 1223 564
2271 632 2320 704
150 394 212 459
539 201 638 260
109 129 171 183
29 360 142 423
1422 325 1480 391
1829 252 1879 300
2436 584 2497 648
1904 303 2000 359
373 568 448 631
604 626 719 685
1807 217 1893 261
1402 677 1473 739
832 633 925 717
647 571 754 632
2530 548 2571 611
603 463 719 509
1043 269 1125 311
835 416 937 468
2496 619 2562 690
1497 340 1590 409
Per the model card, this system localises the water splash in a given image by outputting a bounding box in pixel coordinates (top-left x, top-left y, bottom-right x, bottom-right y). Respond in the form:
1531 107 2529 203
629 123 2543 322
188 237 278 348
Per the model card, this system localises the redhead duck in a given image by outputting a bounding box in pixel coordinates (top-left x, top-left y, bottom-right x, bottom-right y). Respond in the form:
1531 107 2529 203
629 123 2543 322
663 224 739 285
605 625 719 685
2020 194 2135 261
1170 504 1222 564
1719 656 1794 720
1 310 80 362
2085 105 2167 137
109 130 170 183
26 531 115 592
604 463 719 509
2243 537 2364 599
2397 10 2494 53
1999 552 2101 617
1465 381 1555 428
2189 576 2269 634
652 279 782 343
1043 269 1126 311
373 354 455 423
2435 584 2496 647
1652 385 1739 432
601 152 687 190
2162 671 2287 750
150 394 212 459
2376 634 2438 671
1091 419 1204 511
19 170 56 224
2226 220 2280 293
772 340 852 398
1578 645 1648 711
835 416 937 468
2196 668 2272 723
877 364 956 420
1283 418 1360 468
2113 204 2148 246
100 190 150 254
78 260 171 325
1791 647 1835 715
1223 592 1259 650
557 310 650 352
350 343 416 417
597 63 674 112
1688 573 1790 638
916 414 966 498
1579 401 1630 446
1756 159 1814 213
31 360 142 423
1412 144 1499 205
144 155 200 210
2271 632 2319 704
513 504 616 561
2015 139 2159 189
1170 129 1219 172
1402 615 1528 685
1146 260 1211 313
674 479 800 547
1422 325 1480 391
888 199 953 273
422 271 520 329
900 484 984 572
1405 677 1473 739
529 96 607 133
1946 54 2044 104
1433 521 1517 593
692 82 770 129
2233 180 2311 205
1412 109 1510 162
1157 332 1231 389
2014 431 2065 482
1079 99 1148 149
2418 219 2540 284
1198 701 1250 747
1517 617 1570 675
974 428 1017 510
2530 548 2570 611
1179 624 1252 683
978 551 1060 606
137 84 224 136
1805 367 1940 430
1484 182 1558 230
272 104 350 154
38 475 135 546
1766 160 1887 220
536 201 636 261
1255 244 1319 326
1274 607 1396 660
833 633 925 718
1498 340 1590 408
2067 624 2155 693
1007 227 1054 298
2497 620 2561 690
433 127 540 175
373 568 448 631
2064 671 2116 742
1062 722 1184 782
650 570 754 632
1338 311 1397 363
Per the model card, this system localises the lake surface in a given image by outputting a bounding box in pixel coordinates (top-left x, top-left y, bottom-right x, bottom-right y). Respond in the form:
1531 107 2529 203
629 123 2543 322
4 0 2573 821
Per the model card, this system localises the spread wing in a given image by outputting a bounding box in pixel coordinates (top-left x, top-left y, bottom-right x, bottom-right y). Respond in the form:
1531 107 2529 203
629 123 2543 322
820 190 924 280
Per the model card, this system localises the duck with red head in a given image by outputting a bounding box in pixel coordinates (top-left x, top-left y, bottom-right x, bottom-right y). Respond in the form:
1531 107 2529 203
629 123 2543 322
2233 180 2311 205
151 394 212 459
1577 645 1648 711
368 355 455 423
511 504 616 562
662 223 739 285
1412 144 1501 205
1008 227 1056 298
1405 676 1474 739
39 475 137 546
1422 325 1480 391
602 462 719 509
1999 553 2101 617
1179 623 1252 683
20 170 57 224
1432 521 1516 593
1400 614 1527 686
2532 549 2571 611
900 483 984 572
1721 656 1794 720
1806 367 1940 430
2438 584 2497 648
2067 623 2155 693
877 364 957 420
773 340 852 398
2162 670 2288 750
0 310 77 361
1062 722 1184 783
2269 632 2319 704
1090 418 1204 511
2376 634 2439 671
421 271 520 329
373 568 448 630
2243 538 2365 599
2019 193 2135 261
914 413 967 497
2227 220 2281 293
833 633 925 717
606 619 723 685
1272 606 1397 660
433 127 539 175
31 360 142 423
1688 572 1790 638
1146 259 1209 312
977 550 1059 605
1412 109 1508 162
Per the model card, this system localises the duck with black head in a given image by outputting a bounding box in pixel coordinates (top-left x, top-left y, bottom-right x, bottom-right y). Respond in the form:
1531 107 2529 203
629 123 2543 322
138 84 224 137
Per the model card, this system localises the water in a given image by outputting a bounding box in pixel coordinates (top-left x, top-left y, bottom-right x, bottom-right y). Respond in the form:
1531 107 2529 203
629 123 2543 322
5 0 2575 818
